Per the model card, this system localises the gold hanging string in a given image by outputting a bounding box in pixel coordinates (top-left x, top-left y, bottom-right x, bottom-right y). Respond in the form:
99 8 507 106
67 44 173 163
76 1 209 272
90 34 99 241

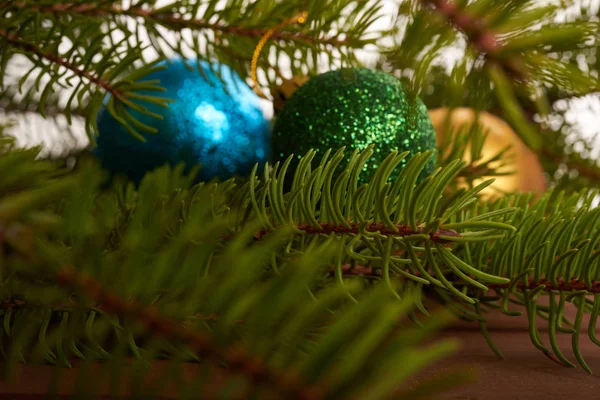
251 11 308 98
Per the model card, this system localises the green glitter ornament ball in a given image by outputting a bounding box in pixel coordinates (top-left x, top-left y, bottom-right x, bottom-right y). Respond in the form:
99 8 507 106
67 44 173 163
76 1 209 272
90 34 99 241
272 68 437 183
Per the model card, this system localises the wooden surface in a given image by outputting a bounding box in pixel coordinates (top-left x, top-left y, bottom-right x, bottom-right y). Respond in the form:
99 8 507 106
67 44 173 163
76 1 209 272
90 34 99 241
420 303 600 399
0 304 599 399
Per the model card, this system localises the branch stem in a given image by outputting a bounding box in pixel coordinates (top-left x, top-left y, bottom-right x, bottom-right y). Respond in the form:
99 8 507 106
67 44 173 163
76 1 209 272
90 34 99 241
339 263 600 294
0 29 124 101
9 2 348 47
255 222 461 243
53 265 322 400
422 0 527 79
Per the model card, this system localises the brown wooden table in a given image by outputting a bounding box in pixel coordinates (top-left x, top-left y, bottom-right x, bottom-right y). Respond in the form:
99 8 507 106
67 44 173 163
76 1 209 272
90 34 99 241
0 303 598 399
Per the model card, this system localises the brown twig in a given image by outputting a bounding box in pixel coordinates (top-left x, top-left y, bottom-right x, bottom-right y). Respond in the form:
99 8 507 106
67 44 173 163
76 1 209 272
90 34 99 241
424 0 600 183
336 262 600 294
53 265 323 400
489 277 600 293
0 29 124 101
8 2 348 47
422 0 527 79
254 222 461 243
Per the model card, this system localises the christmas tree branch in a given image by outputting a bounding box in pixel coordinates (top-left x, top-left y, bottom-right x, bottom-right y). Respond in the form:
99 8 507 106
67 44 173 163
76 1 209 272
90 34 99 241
1 0 381 142
242 148 600 373
11 1 349 48
418 0 543 151
3 134 600 390
490 277 600 293
0 29 123 101
420 0 600 181
422 0 527 79
255 222 461 243
47 263 322 400
0 146 464 398
0 24 173 143
339 265 600 294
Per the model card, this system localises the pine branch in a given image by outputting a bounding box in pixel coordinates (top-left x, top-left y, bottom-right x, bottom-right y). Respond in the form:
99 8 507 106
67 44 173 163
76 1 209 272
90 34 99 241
422 0 527 79
0 144 465 398
255 222 461 243
0 29 124 101
245 147 515 304
385 0 600 181
418 0 541 151
53 264 321 400
490 277 600 293
16 1 349 47
429 0 600 185
1 0 382 143
240 147 600 374
0 82 86 153
340 265 600 294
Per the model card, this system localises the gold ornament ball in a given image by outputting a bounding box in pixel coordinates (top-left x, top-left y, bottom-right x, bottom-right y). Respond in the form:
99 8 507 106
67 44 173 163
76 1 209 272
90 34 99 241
429 107 546 197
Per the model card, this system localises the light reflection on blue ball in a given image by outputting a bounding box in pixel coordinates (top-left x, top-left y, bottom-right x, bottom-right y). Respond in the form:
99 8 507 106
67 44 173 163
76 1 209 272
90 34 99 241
94 59 271 184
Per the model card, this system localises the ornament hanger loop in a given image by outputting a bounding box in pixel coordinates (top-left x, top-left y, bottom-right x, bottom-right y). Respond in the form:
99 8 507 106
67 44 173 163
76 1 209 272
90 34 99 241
251 11 309 98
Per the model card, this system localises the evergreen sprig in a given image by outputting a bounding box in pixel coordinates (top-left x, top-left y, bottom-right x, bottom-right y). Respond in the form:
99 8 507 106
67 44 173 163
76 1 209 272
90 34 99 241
460 189 600 373
4 124 600 397
236 146 600 373
0 1 172 143
0 138 471 398
0 0 383 143
381 0 600 185
3 1 600 397
243 146 513 296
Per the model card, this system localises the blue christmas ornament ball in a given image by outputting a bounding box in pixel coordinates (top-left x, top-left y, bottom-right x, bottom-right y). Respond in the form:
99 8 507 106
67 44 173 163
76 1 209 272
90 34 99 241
94 59 270 183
